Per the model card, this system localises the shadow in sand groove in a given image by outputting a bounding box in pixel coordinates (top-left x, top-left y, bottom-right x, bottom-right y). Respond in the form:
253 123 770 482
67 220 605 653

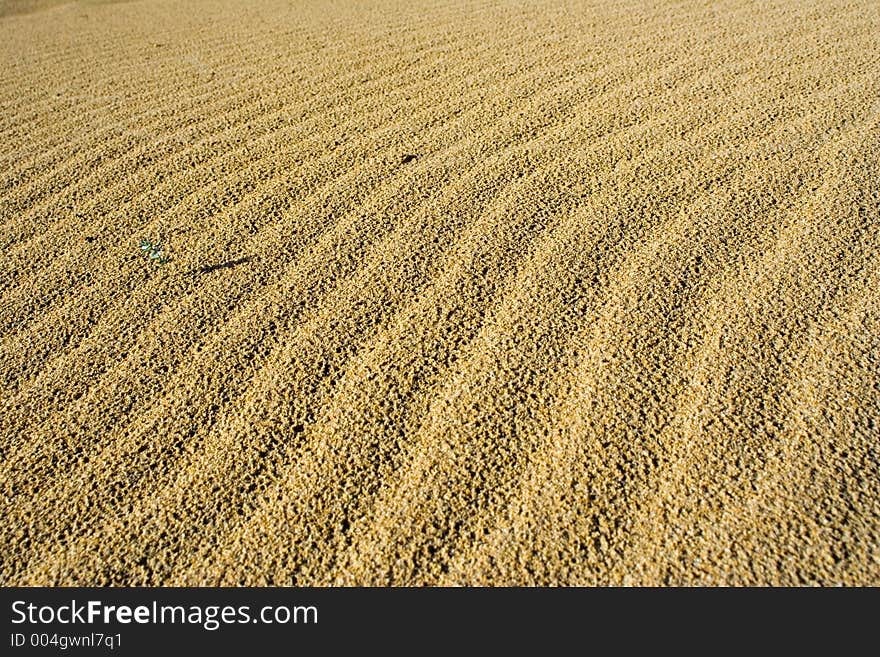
189 256 253 276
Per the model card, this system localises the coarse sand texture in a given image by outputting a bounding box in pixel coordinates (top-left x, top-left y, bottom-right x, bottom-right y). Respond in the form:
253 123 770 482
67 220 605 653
1 0 879 585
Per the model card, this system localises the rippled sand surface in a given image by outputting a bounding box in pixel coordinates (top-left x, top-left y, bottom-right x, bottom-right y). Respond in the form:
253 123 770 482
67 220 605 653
1 0 879 585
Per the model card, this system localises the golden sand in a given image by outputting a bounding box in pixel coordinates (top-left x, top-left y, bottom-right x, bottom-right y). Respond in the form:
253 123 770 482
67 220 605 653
1 0 879 585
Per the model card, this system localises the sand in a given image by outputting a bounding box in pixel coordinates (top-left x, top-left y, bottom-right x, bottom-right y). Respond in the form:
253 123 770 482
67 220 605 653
1 0 878 586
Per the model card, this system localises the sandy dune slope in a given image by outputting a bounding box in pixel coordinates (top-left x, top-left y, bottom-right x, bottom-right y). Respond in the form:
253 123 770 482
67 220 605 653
1 0 879 585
